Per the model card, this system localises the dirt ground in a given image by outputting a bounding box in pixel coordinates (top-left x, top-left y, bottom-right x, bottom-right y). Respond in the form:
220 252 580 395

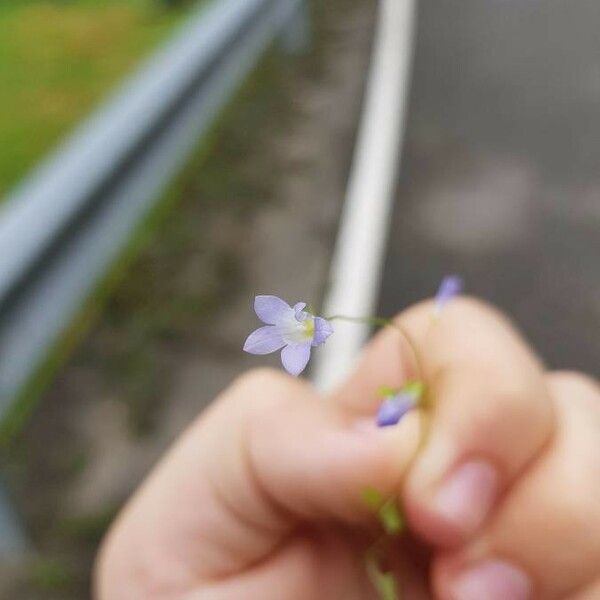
1 0 376 597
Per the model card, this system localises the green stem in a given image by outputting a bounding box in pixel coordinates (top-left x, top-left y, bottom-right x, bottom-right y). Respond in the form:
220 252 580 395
338 313 428 600
326 314 424 385
349 308 449 599
366 541 400 600
325 314 393 328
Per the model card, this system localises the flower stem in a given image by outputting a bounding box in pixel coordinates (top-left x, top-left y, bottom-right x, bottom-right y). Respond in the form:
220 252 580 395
366 541 400 600
325 314 424 384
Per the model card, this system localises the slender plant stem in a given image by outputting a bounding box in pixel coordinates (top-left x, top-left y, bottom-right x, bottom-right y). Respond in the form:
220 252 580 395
325 314 425 384
329 313 441 599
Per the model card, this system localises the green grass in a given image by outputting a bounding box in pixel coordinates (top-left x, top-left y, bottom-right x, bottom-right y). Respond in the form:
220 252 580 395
26 556 76 592
0 49 290 447
0 0 193 196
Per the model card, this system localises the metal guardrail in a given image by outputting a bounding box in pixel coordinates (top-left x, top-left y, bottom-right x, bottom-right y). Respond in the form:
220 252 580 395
0 0 307 557
0 0 306 423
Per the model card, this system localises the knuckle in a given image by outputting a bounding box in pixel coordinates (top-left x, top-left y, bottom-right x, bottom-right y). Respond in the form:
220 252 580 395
446 296 533 339
230 367 289 395
547 370 600 397
426 365 555 473
440 362 551 422
398 295 495 322
226 367 311 421
447 295 498 314
215 368 290 419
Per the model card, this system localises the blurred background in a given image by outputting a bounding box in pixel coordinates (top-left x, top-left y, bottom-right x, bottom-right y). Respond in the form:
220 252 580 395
0 0 597 598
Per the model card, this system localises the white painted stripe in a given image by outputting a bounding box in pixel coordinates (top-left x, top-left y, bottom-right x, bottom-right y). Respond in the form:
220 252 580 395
312 0 416 391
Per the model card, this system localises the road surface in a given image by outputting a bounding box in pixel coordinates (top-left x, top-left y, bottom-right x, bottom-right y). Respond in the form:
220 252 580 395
379 0 600 376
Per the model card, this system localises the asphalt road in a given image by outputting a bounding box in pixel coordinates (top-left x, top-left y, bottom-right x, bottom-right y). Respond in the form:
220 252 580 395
378 0 600 375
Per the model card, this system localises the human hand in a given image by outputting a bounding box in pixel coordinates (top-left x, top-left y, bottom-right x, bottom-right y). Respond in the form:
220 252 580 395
95 298 600 599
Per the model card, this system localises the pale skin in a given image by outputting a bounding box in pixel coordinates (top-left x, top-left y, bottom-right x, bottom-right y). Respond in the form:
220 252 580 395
95 298 600 600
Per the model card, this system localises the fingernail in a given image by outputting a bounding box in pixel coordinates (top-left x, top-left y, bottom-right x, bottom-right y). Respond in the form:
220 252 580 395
434 459 498 534
451 559 532 600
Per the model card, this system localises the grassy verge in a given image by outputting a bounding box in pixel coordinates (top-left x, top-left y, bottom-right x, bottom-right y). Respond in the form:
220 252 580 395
0 47 291 446
0 0 347 443
0 0 193 196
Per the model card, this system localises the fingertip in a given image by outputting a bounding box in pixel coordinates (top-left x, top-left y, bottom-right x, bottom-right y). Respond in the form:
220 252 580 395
433 552 534 600
403 456 500 548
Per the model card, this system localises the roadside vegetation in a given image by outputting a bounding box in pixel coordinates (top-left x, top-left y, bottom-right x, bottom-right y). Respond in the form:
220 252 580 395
0 0 193 196
3 46 291 600
0 0 370 597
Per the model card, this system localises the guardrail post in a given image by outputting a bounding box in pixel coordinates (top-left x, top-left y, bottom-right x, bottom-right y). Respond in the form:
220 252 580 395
280 0 311 54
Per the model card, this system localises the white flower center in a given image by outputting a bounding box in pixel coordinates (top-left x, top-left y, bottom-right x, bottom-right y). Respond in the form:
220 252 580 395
278 312 315 344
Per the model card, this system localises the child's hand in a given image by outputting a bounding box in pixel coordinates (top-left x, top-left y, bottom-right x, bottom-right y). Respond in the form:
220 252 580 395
95 298 600 599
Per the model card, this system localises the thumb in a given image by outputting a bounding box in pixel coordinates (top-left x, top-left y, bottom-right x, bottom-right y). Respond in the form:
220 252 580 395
96 368 420 596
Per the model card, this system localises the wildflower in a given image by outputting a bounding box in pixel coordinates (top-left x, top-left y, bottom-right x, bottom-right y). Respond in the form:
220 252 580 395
376 393 416 427
435 274 463 313
376 381 424 427
243 295 333 376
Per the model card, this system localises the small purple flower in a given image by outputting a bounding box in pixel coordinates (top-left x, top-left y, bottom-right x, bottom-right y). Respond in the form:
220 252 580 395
376 392 417 427
243 295 333 376
435 274 463 313
376 381 424 427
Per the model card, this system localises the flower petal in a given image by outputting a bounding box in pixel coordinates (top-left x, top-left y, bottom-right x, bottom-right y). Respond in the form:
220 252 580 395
435 275 463 312
376 393 415 427
254 295 293 325
293 302 307 314
280 343 311 376
312 317 334 346
243 325 286 355
295 310 310 323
